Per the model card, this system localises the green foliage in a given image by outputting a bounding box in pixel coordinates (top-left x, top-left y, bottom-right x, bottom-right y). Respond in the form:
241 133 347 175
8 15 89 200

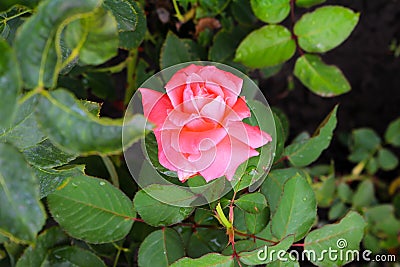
0 0 397 266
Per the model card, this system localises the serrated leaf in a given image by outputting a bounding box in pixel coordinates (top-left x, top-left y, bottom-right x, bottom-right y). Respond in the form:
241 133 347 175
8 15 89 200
294 54 351 97
14 0 102 89
47 175 135 243
46 246 106 267
160 31 199 69
284 105 338 167
171 253 234 267
235 25 296 68
377 148 398 171
138 228 184 267
0 143 46 243
133 187 194 227
236 192 267 213
0 96 46 150
250 0 290 24
22 139 77 168
294 6 359 53
0 39 21 127
103 0 146 49
33 165 85 198
271 174 316 241
239 235 294 265
16 227 67 267
304 211 366 267
295 0 325 8
385 118 400 147
35 89 147 155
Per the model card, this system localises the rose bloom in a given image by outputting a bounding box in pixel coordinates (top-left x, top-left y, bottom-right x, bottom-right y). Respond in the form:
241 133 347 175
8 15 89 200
140 64 271 183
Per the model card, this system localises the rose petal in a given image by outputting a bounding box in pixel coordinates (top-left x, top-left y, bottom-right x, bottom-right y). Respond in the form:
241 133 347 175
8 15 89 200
198 66 243 106
223 96 251 123
227 121 272 149
170 127 227 154
198 135 258 182
199 96 227 123
139 88 172 126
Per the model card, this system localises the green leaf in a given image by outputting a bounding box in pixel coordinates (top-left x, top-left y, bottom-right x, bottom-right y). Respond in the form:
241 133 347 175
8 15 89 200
261 168 307 213
284 105 338 167
138 228 184 267
187 228 228 257
196 0 229 18
84 72 116 100
35 89 147 155
65 7 118 65
46 246 106 267
385 118 400 147
245 207 270 234
230 0 257 25
268 258 300 267
0 143 46 243
364 205 400 237
236 192 267 213
304 211 366 267
294 54 351 97
133 187 194 227
0 96 46 150
295 0 325 8
160 31 199 69
315 176 336 207
348 128 381 163
22 139 77 168
352 180 375 209
377 148 399 171
271 174 316 241
337 183 353 203
33 165 85 198
170 253 234 267
16 227 67 267
328 201 347 221
103 0 146 49
14 0 102 89
235 25 296 68
209 27 248 62
47 175 135 243
239 235 294 265
294 6 359 53
0 39 21 127
250 0 290 24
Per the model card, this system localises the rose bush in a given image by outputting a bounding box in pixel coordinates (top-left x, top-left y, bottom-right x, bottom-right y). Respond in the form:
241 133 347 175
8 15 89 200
140 64 272 182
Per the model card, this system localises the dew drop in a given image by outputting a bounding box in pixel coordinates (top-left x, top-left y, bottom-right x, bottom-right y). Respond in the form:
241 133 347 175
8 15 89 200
100 181 106 186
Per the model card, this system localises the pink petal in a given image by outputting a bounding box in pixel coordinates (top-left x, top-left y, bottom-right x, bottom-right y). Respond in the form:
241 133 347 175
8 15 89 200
198 135 259 182
170 127 227 154
227 121 272 149
198 66 243 106
139 88 172 126
200 96 226 123
223 97 251 123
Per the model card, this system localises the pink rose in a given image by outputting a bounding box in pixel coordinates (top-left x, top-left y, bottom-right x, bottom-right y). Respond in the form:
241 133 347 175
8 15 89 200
140 64 272 183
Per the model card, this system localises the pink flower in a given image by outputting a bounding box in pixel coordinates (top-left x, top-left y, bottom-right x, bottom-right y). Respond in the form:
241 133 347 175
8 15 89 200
140 64 272 183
